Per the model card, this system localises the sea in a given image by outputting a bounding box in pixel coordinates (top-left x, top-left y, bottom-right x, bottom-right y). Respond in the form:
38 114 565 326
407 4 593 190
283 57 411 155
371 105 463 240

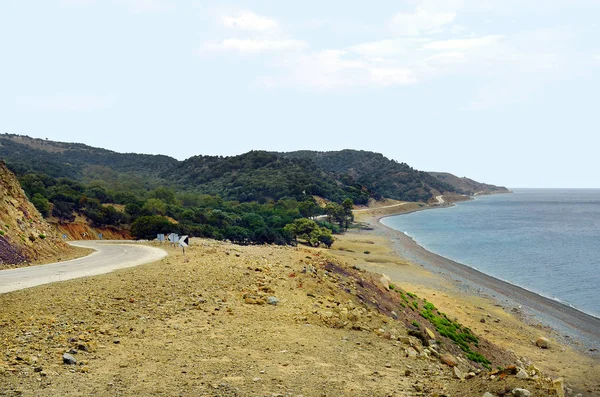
381 189 600 319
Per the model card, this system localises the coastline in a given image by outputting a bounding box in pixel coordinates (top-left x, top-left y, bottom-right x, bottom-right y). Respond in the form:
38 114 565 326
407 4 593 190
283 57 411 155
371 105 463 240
327 197 600 393
370 198 600 350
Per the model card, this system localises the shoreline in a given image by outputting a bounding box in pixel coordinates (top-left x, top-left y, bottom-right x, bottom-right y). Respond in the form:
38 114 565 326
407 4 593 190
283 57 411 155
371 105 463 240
368 199 600 353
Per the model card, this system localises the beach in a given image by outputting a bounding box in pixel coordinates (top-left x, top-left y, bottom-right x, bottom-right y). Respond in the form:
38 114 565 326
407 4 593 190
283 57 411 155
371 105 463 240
327 200 600 393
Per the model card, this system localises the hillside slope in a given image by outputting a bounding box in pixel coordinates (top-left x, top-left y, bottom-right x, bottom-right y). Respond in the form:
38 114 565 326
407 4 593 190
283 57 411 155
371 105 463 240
0 161 73 267
429 172 510 195
279 150 455 202
168 151 370 203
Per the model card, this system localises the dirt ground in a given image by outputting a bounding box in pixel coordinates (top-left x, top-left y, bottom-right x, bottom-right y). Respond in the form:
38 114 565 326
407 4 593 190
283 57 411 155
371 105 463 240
0 237 574 397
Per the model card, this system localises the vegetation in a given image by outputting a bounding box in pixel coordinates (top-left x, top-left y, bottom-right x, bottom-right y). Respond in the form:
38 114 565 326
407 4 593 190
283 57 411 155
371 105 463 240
279 150 456 202
420 301 491 368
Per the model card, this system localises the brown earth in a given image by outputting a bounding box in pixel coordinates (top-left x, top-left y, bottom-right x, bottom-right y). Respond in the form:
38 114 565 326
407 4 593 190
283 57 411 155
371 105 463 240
0 161 78 268
0 239 568 396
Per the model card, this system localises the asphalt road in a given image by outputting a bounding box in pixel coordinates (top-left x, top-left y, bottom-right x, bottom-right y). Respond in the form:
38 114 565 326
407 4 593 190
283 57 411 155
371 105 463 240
0 241 167 294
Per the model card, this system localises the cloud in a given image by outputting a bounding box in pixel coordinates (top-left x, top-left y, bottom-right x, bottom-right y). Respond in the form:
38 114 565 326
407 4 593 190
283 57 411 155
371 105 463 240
259 50 416 90
349 38 426 57
423 35 504 51
18 94 115 111
390 6 456 36
204 39 308 54
222 11 278 32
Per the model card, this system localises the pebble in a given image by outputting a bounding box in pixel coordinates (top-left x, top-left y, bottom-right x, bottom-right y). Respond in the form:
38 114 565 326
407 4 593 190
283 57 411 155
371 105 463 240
482 393 495 397
62 353 77 365
267 296 279 305
512 388 531 397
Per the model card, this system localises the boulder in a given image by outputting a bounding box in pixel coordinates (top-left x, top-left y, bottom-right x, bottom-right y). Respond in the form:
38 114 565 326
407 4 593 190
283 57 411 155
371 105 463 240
453 366 464 380
552 377 565 397
516 368 529 379
535 337 550 349
512 388 531 397
380 274 391 289
441 353 458 367
424 327 435 340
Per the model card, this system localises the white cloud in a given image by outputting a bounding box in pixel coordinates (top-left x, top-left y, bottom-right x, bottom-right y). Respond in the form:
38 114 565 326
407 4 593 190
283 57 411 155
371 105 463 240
259 50 416 90
349 38 426 57
222 11 278 32
18 94 115 111
424 35 504 51
390 6 456 36
370 68 417 86
204 39 308 54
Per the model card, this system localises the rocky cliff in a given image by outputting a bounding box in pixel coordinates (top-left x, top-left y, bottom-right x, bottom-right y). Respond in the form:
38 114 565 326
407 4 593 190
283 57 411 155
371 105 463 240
0 161 72 267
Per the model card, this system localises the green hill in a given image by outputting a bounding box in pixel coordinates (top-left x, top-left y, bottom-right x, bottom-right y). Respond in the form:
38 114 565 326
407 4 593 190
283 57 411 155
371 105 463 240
428 172 509 195
278 150 455 202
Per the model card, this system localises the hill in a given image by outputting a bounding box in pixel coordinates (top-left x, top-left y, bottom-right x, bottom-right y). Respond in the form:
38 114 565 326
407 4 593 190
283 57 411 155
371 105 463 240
1 134 465 204
0 161 74 267
168 151 369 203
279 150 455 202
429 172 510 195
0 134 177 193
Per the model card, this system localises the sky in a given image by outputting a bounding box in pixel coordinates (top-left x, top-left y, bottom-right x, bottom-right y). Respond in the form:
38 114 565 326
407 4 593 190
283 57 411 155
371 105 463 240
1 1 599 188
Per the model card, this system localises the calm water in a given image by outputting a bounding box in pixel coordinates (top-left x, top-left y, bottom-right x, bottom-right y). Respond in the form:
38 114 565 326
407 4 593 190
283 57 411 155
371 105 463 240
382 189 600 318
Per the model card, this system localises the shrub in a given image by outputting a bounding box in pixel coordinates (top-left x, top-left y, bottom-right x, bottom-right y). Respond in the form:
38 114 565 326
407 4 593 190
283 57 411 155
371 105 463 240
38 234 46 239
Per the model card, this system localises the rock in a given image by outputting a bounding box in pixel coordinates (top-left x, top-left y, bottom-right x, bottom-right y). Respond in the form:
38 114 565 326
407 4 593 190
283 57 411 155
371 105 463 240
441 353 458 367
62 353 77 365
267 296 279 305
552 377 565 397
424 327 435 340
453 366 464 380
380 274 391 289
482 393 495 397
385 363 392 368
480 318 486 323
516 368 529 379
512 388 531 397
406 347 418 358
466 372 476 379
535 337 550 349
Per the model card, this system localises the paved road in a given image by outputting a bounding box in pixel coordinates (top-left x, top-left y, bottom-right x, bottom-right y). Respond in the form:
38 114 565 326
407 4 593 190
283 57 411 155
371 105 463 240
0 241 167 294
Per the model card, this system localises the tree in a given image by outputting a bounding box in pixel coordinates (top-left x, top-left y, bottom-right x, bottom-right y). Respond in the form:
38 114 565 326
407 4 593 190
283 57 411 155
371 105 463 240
284 218 334 248
142 198 167 215
31 193 50 217
52 201 75 222
130 215 175 240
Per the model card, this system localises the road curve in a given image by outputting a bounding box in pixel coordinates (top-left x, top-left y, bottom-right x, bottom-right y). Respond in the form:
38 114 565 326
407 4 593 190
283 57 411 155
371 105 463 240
0 241 167 294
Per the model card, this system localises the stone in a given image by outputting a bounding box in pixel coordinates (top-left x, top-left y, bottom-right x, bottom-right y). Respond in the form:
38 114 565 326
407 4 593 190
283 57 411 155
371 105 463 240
512 388 531 397
552 377 565 397
406 347 418 358
62 353 77 365
453 366 464 380
535 337 550 349
267 296 279 305
385 363 392 368
440 353 458 367
516 368 529 380
424 327 435 340
380 274 391 290
466 372 476 379
482 393 495 397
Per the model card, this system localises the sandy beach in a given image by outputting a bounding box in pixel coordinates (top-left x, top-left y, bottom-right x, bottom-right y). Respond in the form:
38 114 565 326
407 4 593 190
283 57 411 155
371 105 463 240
326 200 600 393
